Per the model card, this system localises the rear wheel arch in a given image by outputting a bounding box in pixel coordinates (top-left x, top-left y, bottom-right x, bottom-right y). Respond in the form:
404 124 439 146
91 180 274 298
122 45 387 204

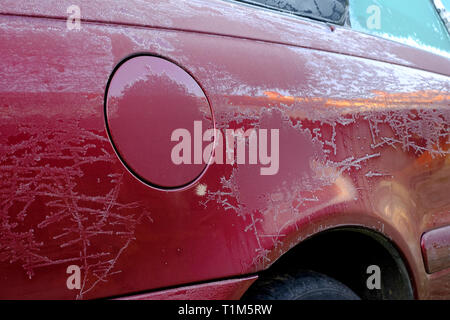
244 226 415 300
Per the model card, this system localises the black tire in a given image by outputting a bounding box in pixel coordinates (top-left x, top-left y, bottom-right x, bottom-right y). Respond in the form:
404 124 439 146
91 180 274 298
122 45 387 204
243 270 360 300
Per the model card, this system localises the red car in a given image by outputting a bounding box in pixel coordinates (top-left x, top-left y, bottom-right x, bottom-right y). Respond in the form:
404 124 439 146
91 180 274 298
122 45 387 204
0 0 449 300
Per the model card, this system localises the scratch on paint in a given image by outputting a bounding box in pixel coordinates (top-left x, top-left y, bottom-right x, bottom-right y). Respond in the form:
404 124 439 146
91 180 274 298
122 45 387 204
201 89 450 269
0 118 152 299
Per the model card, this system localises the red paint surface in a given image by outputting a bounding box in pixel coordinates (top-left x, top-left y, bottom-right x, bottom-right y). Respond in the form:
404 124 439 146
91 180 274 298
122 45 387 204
421 225 450 274
0 0 449 300
117 276 257 300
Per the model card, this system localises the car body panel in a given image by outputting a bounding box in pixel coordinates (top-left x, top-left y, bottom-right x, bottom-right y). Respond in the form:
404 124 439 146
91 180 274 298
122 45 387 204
0 0 449 299
1 0 449 75
421 225 450 274
117 275 257 300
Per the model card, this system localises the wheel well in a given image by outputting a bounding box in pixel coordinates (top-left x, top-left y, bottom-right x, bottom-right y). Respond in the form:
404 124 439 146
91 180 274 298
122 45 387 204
247 227 415 300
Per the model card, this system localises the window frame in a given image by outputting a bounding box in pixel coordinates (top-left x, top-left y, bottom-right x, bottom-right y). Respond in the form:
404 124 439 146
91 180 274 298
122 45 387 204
433 0 450 35
232 0 349 26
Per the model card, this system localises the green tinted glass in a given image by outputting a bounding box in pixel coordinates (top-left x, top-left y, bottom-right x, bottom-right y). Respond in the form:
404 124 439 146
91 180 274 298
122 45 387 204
442 0 450 9
349 0 450 57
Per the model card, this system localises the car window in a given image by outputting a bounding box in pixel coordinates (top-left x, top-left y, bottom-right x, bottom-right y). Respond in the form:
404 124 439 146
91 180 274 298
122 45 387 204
435 0 450 31
237 0 349 25
348 0 450 58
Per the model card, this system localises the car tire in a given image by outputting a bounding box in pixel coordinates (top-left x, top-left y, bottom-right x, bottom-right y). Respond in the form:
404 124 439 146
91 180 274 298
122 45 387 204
243 270 360 300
